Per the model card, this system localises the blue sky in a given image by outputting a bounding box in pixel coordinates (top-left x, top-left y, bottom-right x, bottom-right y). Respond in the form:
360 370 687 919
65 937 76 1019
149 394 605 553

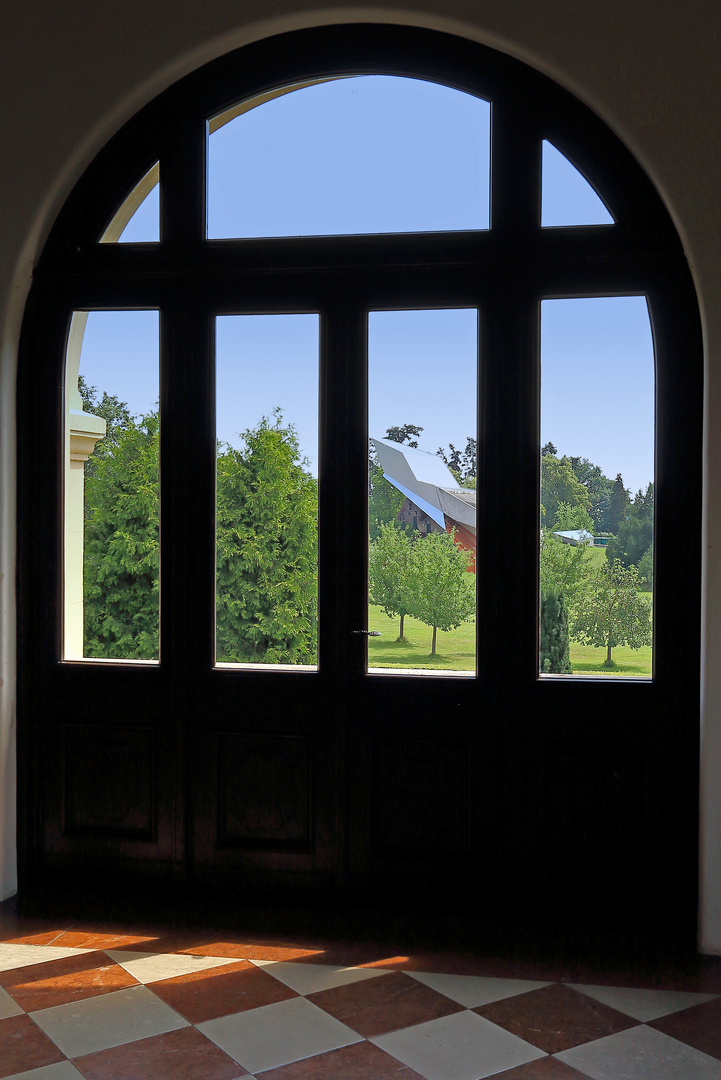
79 75 654 495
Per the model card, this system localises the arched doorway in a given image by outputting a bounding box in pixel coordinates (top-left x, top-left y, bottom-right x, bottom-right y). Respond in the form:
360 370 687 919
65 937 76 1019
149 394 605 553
17 24 702 933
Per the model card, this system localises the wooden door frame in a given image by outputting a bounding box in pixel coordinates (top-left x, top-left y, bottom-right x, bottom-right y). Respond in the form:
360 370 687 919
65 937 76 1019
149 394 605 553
17 24 702 935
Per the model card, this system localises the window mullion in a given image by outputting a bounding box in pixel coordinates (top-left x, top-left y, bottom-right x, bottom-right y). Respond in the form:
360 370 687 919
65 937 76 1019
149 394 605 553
490 96 542 237
317 283 368 682
159 112 207 252
478 282 541 690
159 297 216 677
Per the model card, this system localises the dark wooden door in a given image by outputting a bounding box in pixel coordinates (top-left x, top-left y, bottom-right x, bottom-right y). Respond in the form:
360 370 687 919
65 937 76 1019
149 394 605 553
17 25 702 936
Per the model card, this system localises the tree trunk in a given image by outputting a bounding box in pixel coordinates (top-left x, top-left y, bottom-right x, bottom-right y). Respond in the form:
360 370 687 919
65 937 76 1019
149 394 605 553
606 640 613 666
399 613 405 641
431 624 437 655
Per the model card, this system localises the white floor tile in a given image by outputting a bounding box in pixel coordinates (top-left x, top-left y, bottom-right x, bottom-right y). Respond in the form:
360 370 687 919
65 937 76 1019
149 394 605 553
0 945 93 973
556 1024 721 1080
250 959 388 994
371 1009 546 1080
3 1063 85 1080
29 985 189 1058
104 949 238 984
198 994 363 1073
568 983 719 1022
0 984 24 1018
408 971 552 1008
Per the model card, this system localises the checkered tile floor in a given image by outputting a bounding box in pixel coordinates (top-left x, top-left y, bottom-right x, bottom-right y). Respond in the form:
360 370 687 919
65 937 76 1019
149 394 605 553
1 919 721 1079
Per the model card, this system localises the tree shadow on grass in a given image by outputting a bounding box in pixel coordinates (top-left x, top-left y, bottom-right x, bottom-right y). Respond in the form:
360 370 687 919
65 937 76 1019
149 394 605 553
570 660 650 675
367 637 475 670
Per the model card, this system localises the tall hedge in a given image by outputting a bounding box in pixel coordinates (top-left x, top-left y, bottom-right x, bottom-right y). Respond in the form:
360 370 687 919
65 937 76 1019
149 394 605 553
540 587 571 674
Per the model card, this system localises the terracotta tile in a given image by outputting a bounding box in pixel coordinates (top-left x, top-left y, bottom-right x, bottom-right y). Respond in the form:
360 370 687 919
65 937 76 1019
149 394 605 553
561 967 721 994
483 1057 594 1079
0 950 138 1011
355 955 413 970
475 983 637 1054
649 995 721 1060
400 953 565 981
255 1038 427 1078
0 921 160 951
86 932 317 961
0 1014 66 1078
104 932 216 955
288 945 411 971
149 960 298 1022
72 1025 249 1079
307 970 463 1037
191 942 326 962
698 957 721 994
52 930 160 950
254 940 408 969
0 930 70 946
167 942 254 960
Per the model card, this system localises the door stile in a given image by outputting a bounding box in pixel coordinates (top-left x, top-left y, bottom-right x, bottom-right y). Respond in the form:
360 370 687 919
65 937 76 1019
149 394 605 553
317 288 370 892
160 297 217 881
475 282 542 906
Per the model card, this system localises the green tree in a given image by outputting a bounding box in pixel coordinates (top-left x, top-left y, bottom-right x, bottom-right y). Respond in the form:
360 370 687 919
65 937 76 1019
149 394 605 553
216 411 318 664
608 472 631 534
385 423 423 447
368 454 406 541
406 530 475 655
540 587 571 673
78 375 133 481
553 501 594 534
437 436 477 483
84 410 159 658
540 454 590 527
368 522 413 640
567 455 613 532
368 423 425 539
539 528 594 615
606 482 653 570
572 559 652 668
637 543 654 586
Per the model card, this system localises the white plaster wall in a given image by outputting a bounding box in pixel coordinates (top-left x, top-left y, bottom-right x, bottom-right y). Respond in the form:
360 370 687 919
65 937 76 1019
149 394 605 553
1 0 720 951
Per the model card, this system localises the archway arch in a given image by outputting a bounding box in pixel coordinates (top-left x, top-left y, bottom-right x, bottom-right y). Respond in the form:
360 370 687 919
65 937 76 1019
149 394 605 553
15 22 702 937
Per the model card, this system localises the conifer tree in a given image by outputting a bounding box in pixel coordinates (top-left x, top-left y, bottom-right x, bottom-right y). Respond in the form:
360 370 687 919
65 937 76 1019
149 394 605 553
83 411 160 659
608 473 631 534
216 412 318 664
82 400 318 664
540 587 571 673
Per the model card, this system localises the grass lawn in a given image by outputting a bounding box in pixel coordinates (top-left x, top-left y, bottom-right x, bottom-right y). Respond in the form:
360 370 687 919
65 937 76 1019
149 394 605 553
367 605 475 671
368 576 654 676
568 641 652 677
585 545 608 569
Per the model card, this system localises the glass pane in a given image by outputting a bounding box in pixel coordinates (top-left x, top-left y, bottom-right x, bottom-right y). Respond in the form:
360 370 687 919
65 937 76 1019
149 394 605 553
541 141 613 227
208 76 490 238
368 309 477 675
64 310 159 660
215 315 319 668
100 164 160 243
540 297 654 677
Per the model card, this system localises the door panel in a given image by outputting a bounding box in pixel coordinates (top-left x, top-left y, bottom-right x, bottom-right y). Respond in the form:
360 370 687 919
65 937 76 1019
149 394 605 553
190 672 338 884
35 665 179 886
17 27 701 939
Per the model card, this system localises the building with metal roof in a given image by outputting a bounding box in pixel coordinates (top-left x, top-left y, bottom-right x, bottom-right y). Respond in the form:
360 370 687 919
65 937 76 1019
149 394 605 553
371 437 476 567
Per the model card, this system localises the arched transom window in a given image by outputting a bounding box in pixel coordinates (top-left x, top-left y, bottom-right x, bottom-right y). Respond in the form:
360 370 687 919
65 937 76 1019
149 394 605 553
18 26 702 931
